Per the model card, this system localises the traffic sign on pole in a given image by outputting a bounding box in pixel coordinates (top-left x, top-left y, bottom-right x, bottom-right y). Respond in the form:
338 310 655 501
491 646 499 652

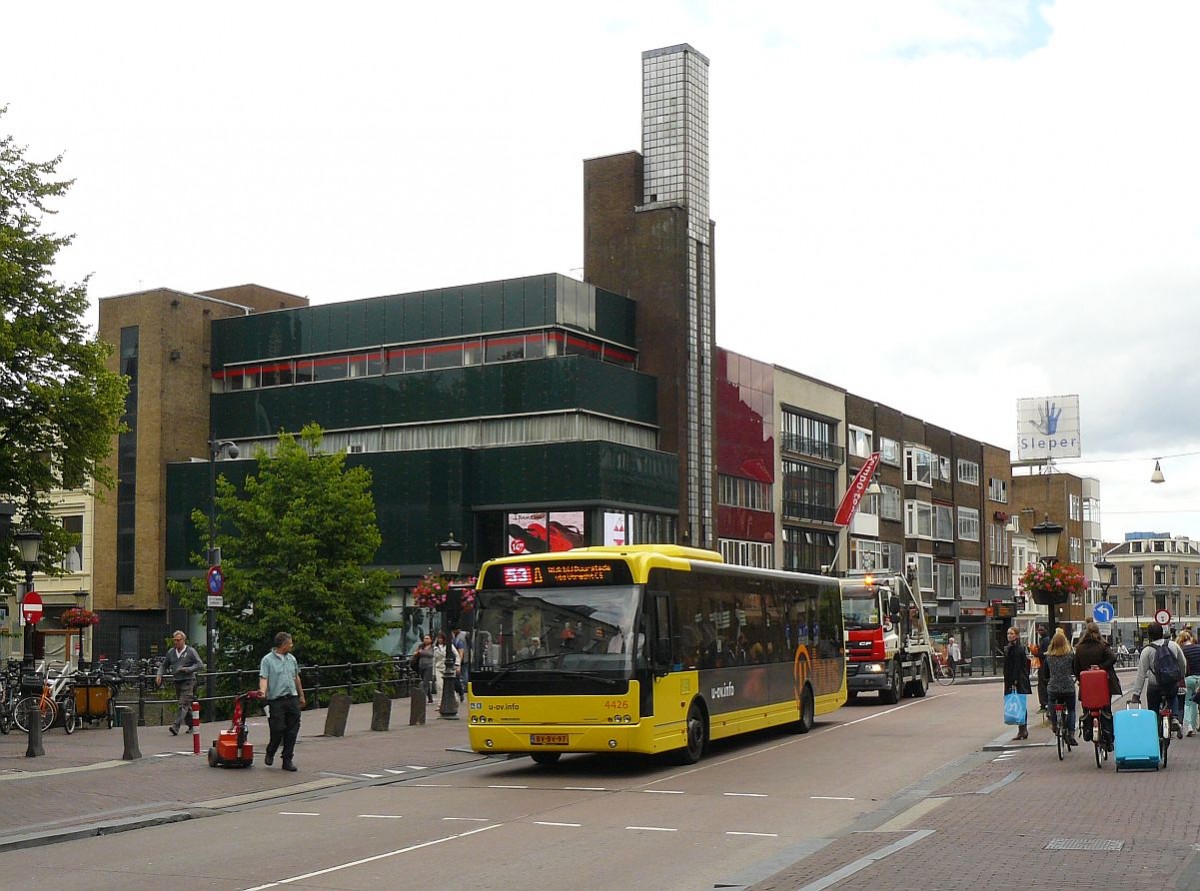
20 591 43 625
207 565 225 597
1155 608 1172 627
1092 601 1115 623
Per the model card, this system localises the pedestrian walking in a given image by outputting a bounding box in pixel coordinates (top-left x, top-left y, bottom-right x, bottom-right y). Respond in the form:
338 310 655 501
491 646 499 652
1179 631 1200 736
414 634 435 703
453 627 468 702
946 637 962 677
155 630 203 736
1045 629 1078 747
258 631 305 772
1072 620 1120 749
1003 626 1032 740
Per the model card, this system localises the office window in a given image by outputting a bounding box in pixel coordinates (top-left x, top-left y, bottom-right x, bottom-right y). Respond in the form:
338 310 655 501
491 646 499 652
957 459 980 485
880 485 901 522
988 478 1008 503
905 500 933 539
934 504 954 542
904 447 933 486
957 507 980 542
959 560 982 600
848 426 873 459
935 562 955 600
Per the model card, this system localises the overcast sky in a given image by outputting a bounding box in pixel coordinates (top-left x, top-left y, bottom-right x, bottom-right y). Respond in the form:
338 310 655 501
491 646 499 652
4 0 1197 543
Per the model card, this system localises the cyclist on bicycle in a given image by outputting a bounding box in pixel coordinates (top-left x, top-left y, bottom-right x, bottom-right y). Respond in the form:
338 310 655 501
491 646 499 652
1045 629 1078 747
1072 619 1119 749
1130 621 1187 734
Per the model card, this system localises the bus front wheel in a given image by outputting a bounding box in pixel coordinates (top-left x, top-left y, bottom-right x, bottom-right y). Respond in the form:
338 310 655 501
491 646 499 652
674 701 708 764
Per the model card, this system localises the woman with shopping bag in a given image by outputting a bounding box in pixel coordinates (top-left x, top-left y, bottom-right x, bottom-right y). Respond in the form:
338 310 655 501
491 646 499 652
1003 626 1032 740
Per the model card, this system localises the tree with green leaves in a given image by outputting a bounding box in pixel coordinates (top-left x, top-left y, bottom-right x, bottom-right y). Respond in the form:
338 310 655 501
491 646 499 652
172 425 396 671
0 107 128 584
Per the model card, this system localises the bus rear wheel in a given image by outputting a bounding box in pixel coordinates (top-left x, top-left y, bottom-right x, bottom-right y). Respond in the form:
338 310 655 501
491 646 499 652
673 701 707 764
530 752 561 765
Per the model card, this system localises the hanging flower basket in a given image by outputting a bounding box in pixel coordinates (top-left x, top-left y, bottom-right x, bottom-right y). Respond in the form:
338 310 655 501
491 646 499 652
1019 562 1087 606
412 574 477 612
60 607 100 628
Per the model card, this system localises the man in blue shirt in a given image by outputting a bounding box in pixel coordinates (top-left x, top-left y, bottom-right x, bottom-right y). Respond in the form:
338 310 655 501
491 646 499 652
258 632 306 771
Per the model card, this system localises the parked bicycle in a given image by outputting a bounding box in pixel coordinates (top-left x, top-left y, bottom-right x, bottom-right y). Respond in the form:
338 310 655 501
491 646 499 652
12 660 77 734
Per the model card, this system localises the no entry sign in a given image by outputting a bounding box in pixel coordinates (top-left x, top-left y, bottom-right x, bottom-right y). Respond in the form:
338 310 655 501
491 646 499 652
21 591 43 625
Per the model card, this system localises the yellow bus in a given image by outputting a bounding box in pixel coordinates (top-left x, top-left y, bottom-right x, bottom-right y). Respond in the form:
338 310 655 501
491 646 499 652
466 544 846 764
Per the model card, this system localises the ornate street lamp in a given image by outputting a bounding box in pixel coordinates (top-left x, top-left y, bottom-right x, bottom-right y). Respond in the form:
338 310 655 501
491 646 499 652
436 534 465 720
1094 559 1116 602
206 439 239 721
1031 516 1064 639
14 529 43 671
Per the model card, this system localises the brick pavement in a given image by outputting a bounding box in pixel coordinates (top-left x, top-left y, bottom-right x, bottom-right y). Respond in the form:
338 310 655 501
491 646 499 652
748 702 1200 891
0 693 485 848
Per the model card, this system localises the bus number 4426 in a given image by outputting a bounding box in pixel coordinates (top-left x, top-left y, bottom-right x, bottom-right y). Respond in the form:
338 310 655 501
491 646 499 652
604 700 629 710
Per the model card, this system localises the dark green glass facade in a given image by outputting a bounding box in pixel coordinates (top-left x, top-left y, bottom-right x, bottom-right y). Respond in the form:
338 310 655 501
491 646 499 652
211 274 635 368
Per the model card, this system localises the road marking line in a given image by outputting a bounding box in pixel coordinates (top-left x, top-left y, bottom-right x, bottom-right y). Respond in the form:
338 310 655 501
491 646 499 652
405 765 427 770
443 817 489 822
153 753 174 758
564 786 607 791
726 831 779 837
241 824 502 890
362 773 385 778
487 784 528 789
796 830 934 891
725 792 768 798
278 812 320 817
359 815 403 819
534 821 582 828
384 769 406 774
413 783 451 788
627 826 677 832
873 798 949 832
811 796 855 801
642 789 684 794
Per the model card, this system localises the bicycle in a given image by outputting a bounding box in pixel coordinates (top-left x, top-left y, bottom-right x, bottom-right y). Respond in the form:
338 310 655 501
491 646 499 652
1051 697 1074 760
1081 704 1112 768
1131 685 1184 768
13 661 77 734
931 653 955 686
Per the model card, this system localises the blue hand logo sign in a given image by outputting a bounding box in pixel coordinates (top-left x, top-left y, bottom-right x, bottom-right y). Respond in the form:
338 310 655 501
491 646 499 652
1032 399 1062 435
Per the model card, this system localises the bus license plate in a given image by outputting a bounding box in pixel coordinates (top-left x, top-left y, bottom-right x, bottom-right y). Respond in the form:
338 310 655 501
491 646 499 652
530 734 568 746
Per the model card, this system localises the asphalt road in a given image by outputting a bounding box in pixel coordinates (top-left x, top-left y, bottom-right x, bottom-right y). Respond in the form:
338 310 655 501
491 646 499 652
0 681 1007 890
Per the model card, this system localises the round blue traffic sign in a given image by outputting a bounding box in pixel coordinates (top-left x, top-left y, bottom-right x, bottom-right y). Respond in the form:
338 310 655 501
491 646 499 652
207 565 225 597
1092 601 1115 623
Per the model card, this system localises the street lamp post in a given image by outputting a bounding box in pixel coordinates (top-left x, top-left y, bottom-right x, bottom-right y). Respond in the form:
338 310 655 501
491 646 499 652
73 589 89 671
1031 516 1064 641
14 530 43 671
436 534 464 720
207 439 239 721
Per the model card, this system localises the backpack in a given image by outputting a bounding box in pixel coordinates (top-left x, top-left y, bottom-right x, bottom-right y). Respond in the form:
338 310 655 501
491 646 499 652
1153 640 1184 691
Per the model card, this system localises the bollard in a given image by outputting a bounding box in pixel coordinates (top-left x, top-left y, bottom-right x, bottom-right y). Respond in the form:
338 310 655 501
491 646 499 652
25 709 45 758
409 685 426 725
118 706 141 760
370 691 391 731
323 692 351 737
192 700 201 755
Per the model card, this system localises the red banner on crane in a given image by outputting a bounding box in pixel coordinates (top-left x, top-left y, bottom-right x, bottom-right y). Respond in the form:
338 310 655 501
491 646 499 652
834 452 882 527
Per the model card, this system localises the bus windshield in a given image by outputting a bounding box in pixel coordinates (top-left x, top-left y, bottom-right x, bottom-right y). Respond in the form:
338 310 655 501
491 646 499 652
842 594 882 630
472 584 640 677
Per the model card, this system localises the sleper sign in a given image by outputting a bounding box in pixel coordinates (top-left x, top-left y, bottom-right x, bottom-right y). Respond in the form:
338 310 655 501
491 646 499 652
834 452 881 527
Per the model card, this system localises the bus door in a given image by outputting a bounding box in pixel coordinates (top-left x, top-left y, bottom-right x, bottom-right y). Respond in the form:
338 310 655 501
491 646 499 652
641 590 672 717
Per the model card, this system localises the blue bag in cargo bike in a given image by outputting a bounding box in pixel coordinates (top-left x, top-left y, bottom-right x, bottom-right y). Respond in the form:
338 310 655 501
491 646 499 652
1114 704 1160 771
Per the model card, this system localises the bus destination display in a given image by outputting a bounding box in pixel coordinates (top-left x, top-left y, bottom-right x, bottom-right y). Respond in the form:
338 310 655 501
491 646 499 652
490 560 632 588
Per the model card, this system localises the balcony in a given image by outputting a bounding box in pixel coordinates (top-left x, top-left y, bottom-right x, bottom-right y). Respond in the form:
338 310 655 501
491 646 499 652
782 500 837 525
781 433 844 465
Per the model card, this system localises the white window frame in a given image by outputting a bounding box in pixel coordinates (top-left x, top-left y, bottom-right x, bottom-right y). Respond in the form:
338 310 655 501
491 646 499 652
848 426 873 459
957 506 980 542
938 455 951 482
907 553 934 592
957 459 980 485
959 559 982 601
851 538 884 572
905 500 933 539
1069 494 1082 521
989 522 1010 566
905 446 933 487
